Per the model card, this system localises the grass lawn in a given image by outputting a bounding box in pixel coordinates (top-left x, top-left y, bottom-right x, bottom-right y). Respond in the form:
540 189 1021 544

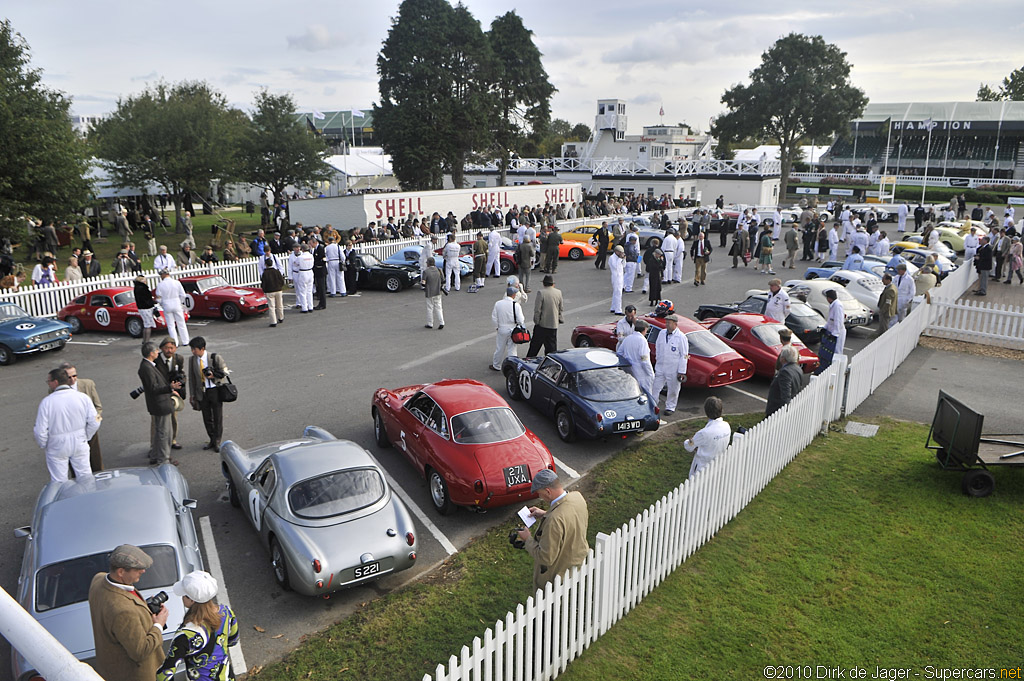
558 418 1024 680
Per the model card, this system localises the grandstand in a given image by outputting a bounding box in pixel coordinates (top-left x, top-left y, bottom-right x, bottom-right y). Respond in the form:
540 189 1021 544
818 102 1024 180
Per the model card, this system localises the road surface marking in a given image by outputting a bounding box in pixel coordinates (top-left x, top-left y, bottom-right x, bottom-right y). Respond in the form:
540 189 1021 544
397 296 616 371
200 516 248 675
552 456 579 480
378 469 458 556
725 384 768 404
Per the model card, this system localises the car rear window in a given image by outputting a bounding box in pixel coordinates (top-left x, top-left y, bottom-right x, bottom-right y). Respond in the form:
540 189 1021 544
288 469 385 519
35 544 177 612
574 367 641 401
685 329 733 357
752 323 788 347
790 302 819 318
451 407 525 444
113 291 135 306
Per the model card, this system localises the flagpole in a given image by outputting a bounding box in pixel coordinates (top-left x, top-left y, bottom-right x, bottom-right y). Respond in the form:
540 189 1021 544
921 123 932 205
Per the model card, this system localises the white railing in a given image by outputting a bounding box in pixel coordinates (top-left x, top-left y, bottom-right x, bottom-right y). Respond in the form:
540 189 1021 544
925 299 1024 350
425 357 847 681
424 256 979 681
466 158 782 178
791 172 1024 189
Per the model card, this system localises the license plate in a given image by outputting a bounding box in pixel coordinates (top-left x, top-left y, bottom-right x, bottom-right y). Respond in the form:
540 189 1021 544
503 464 531 488
615 419 643 433
850 317 866 325
353 561 380 579
38 341 62 351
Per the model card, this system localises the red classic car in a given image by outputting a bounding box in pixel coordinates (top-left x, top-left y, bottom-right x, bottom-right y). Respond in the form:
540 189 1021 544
436 241 517 276
371 379 556 515
57 287 186 338
701 313 819 378
570 314 754 388
178 275 268 321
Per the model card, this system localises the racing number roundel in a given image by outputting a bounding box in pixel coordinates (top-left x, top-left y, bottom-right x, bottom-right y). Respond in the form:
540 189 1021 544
183 295 195 311
519 371 532 399
15 323 35 330
248 489 262 531
94 308 111 326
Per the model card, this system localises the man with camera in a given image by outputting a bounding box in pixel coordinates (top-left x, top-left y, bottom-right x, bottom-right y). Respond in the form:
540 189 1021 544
515 469 589 593
188 337 229 453
137 341 182 466
88 544 169 681
156 338 187 450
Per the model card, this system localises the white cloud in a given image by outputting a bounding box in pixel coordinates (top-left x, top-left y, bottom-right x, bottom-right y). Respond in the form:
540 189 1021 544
286 25 343 52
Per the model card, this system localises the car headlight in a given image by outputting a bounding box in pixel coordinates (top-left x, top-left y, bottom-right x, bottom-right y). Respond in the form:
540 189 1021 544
238 296 247 305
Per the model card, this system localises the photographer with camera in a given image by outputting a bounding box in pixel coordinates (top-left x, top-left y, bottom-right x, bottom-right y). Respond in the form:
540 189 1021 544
188 337 229 453
514 469 589 593
156 337 187 451
137 341 182 466
88 544 169 681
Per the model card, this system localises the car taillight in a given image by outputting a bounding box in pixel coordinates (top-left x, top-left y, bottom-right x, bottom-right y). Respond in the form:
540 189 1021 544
312 559 322 573
595 411 603 422
474 480 484 493
409 551 417 561
654 406 660 415
315 579 324 589
406 532 415 546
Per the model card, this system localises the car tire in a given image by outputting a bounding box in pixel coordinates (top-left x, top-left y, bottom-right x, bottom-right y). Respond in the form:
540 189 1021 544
373 409 391 448
574 334 593 348
555 405 577 443
385 276 402 292
126 316 143 338
227 476 241 508
806 273 818 280
695 310 711 321
270 538 292 590
221 302 241 322
961 469 995 498
500 259 513 275
568 247 584 261
505 369 522 400
67 316 83 334
427 468 454 515
0 344 14 366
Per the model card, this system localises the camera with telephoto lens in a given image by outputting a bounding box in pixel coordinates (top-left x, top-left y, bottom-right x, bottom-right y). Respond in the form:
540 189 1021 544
145 590 168 614
129 386 145 400
508 528 526 550
169 368 185 384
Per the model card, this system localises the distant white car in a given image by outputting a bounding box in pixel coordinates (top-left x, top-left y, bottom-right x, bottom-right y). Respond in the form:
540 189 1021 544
827 270 884 316
774 279 873 328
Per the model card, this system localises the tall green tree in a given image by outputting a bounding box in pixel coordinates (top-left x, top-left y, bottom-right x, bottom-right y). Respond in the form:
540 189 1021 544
375 0 458 191
976 65 1024 101
240 90 331 202
90 80 244 227
446 4 497 189
713 33 867 198
487 10 554 185
0 19 90 244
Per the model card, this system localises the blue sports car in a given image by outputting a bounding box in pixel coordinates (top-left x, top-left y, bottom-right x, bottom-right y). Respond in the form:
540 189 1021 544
0 301 72 366
383 245 472 277
502 347 659 442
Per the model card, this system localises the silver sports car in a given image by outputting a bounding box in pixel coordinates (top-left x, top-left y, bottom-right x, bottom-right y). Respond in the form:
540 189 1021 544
220 426 419 596
11 466 202 681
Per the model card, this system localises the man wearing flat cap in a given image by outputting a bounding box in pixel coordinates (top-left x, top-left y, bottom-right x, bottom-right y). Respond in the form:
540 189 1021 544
89 544 169 680
516 470 589 592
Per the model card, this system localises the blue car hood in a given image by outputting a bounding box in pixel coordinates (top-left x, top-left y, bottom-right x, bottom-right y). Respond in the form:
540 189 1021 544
0 316 70 337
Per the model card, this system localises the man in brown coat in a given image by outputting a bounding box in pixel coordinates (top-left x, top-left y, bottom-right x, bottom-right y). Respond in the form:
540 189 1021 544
517 469 589 592
88 544 169 681
526 275 563 357
876 273 898 336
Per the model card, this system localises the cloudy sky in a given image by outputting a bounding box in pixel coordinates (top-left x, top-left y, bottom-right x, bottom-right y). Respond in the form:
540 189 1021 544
5 1 1022 136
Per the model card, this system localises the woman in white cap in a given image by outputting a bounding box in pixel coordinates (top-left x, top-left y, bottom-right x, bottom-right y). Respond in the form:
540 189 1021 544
157 570 239 680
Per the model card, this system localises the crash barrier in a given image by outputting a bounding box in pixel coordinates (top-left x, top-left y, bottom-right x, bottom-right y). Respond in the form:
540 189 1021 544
0 585 105 681
924 299 1024 350
423 356 848 681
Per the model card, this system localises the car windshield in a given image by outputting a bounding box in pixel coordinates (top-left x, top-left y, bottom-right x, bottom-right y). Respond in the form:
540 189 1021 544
0 304 30 321
360 253 381 267
685 329 733 357
35 544 177 612
113 291 135 306
752 323 789 347
197 276 229 293
288 469 385 519
450 407 525 444
574 367 641 401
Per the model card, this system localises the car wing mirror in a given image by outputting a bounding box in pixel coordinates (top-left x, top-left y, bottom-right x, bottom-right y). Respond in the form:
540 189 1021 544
183 499 198 509
14 526 30 538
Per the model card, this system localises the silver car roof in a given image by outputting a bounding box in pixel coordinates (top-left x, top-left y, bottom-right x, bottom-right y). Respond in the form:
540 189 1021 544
271 439 383 484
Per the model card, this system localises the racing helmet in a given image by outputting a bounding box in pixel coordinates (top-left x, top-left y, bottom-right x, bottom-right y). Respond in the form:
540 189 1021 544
654 300 674 317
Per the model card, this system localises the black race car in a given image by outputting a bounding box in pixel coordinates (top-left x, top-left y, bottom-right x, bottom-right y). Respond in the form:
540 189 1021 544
695 293 826 344
351 253 421 292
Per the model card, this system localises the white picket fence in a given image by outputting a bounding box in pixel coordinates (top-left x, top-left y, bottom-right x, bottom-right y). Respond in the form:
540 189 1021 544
925 299 1024 350
424 259 979 681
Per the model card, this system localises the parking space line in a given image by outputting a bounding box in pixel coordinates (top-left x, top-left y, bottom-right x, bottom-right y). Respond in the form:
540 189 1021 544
725 384 769 404
199 516 248 675
378 469 458 556
67 341 117 346
552 456 579 480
